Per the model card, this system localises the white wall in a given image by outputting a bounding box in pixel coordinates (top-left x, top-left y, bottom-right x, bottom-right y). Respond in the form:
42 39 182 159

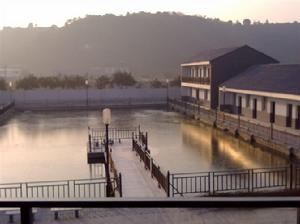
0 87 180 106
233 93 300 119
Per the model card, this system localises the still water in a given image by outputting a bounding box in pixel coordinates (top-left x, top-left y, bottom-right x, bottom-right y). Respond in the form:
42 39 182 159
0 109 288 183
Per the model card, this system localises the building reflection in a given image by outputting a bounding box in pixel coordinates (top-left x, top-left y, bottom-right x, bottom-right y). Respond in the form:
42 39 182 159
181 122 287 171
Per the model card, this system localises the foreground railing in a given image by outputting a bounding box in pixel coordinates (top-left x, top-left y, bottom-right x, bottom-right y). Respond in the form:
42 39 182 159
169 166 294 197
2 197 300 224
131 127 299 198
0 178 120 199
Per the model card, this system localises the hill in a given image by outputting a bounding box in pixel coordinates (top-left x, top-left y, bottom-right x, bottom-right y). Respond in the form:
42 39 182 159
0 12 299 79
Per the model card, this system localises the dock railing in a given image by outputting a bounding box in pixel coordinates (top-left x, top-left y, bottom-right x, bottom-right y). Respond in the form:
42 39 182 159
132 133 170 196
168 165 300 197
109 151 123 197
0 177 120 199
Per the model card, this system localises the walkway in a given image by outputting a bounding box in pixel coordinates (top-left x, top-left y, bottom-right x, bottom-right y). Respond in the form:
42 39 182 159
0 208 296 224
111 140 165 197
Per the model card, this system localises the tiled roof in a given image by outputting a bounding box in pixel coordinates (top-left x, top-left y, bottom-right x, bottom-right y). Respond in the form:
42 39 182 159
222 64 300 95
184 45 278 64
186 46 241 63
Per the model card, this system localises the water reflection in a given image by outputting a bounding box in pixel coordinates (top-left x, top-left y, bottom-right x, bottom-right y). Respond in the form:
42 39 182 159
0 109 288 183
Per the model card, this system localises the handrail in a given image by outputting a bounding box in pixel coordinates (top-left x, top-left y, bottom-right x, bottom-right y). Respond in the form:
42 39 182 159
1 197 300 207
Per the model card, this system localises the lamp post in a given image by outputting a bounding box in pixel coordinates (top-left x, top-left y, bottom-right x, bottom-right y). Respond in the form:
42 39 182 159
102 108 113 197
9 81 13 103
85 79 89 107
166 79 169 103
222 86 226 121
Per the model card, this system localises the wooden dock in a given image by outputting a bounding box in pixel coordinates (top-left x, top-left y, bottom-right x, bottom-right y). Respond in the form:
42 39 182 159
110 140 165 197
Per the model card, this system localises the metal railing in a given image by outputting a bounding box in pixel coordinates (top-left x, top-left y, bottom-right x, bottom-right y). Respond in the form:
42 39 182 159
0 178 119 199
132 137 170 196
109 152 123 197
89 127 138 141
169 166 291 197
170 172 210 197
3 197 300 224
181 76 210 85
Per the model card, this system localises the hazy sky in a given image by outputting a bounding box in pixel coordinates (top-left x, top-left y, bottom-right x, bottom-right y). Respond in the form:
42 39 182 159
0 0 300 28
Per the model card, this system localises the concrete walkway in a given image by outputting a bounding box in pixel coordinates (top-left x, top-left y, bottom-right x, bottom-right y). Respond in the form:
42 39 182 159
111 140 165 197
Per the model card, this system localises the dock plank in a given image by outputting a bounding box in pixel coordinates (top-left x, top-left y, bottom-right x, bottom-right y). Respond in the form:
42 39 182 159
111 140 165 197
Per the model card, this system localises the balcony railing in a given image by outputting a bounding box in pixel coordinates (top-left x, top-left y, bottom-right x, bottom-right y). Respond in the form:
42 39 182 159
181 76 210 85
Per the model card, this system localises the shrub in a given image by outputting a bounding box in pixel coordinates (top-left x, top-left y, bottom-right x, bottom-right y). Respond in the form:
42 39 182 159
0 78 7 90
150 78 163 88
15 75 39 90
96 75 110 89
111 71 136 87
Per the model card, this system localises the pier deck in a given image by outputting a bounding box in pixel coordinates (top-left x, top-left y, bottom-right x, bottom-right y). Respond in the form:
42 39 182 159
110 140 165 197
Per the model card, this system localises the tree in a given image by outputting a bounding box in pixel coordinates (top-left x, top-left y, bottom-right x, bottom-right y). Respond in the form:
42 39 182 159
0 78 7 90
15 75 39 90
150 78 163 88
243 19 251 26
111 71 136 87
169 76 181 87
96 75 110 89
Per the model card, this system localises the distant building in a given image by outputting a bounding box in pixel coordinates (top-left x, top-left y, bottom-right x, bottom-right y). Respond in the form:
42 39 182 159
180 45 278 109
0 67 24 81
219 64 300 130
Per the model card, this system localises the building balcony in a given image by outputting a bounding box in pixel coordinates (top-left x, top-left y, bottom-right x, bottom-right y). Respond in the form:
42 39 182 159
181 76 210 85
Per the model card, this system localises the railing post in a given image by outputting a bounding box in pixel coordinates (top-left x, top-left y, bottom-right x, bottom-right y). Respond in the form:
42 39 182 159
88 134 92 152
145 132 148 151
21 206 33 224
119 173 123 198
251 169 254 192
290 162 294 190
248 169 251 192
157 166 161 188
132 132 134 151
172 174 174 197
151 158 154 178
167 171 170 197
211 172 215 195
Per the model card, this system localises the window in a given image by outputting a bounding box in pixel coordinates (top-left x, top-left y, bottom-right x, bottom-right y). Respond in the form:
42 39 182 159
286 104 292 127
246 95 250 107
270 101 276 123
204 90 208 100
252 99 257 119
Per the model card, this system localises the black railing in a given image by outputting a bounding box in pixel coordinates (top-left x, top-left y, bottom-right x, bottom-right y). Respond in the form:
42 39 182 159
170 172 210 197
169 166 292 197
0 178 119 199
181 76 210 85
109 152 123 197
132 137 170 196
89 127 138 142
3 197 300 224
212 169 250 194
